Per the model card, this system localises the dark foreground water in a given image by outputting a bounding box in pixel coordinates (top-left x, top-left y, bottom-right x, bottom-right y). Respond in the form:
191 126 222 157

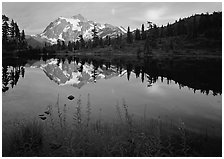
2 54 222 137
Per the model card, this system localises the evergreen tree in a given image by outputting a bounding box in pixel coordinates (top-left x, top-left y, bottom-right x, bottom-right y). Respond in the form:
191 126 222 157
14 22 20 40
92 23 99 47
57 39 61 50
75 40 80 50
79 35 85 49
127 26 133 44
99 37 104 48
147 21 153 30
153 24 159 38
135 29 141 40
166 23 173 37
61 40 66 50
21 30 25 41
105 35 111 46
68 41 73 51
20 30 26 49
2 15 9 44
141 24 146 40
144 21 153 55
160 25 164 37
10 19 15 38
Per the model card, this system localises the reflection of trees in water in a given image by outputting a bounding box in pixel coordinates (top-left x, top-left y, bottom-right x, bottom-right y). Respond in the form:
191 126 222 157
62 56 221 96
2 66 9 92
2 54 221 96
2 65 25 93
126 63 133 81
76 56 221 96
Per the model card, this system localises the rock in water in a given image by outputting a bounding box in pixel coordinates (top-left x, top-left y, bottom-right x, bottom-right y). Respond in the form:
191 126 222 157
40 116 47 120
68 95 75 100
44 110 50 115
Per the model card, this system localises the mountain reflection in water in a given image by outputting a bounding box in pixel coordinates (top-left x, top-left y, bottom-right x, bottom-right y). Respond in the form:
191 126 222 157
41 58 126 89
2 54 222 96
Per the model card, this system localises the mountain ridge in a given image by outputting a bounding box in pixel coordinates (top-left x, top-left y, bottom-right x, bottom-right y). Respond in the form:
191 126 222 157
28 14 126 46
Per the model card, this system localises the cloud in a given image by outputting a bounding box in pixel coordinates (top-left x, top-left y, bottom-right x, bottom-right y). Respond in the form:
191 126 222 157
145 8 166 21
111 8 115 16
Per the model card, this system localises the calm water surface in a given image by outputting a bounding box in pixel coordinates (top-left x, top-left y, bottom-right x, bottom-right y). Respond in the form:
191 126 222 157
2 54 222 137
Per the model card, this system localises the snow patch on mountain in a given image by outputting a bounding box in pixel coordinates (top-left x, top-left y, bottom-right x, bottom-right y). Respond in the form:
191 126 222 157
59 16 81 31
56 20 61 25
63 25 70 32
58 33 64 40
119 26 127 33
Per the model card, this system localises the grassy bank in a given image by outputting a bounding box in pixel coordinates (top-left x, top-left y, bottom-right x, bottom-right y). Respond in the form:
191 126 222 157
2 95 221 157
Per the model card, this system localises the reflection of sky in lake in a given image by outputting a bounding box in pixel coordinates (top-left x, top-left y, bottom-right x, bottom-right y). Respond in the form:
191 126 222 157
2 66 221 137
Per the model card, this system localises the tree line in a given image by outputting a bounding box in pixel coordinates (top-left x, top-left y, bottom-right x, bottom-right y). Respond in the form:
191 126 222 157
3 11 221 54
128 11 222 52
2 15 27 51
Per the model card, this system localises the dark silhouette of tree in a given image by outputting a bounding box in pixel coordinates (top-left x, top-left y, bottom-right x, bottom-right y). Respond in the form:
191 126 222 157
57 39 61 50
141 67 145 83
21 30 25 41
160 25 164 37
14 22 20 40
68 41 73 51
21 67 25 78
150 24 158 48
141 24 146 40
166 23 173 37
147 21 153 30
134 65 141 78
92 23 99 47
144 21 153 55
10 19 15 38
2 15 9 45
105 35 111 46
127 26 133 44
126 63 133 81
75 40 80 50
79 35 85 49
99 37 104 48
2 66 10 92
135 29 141 40
61 41 66 50
20 30 27 49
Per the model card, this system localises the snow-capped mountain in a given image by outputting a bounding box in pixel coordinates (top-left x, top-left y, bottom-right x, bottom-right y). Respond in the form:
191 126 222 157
33 14 126 44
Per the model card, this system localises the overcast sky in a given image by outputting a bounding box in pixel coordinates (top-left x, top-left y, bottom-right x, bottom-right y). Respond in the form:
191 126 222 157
2 2 222 35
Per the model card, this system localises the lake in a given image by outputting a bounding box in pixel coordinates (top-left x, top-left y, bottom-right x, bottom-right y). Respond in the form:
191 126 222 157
2 53 222 137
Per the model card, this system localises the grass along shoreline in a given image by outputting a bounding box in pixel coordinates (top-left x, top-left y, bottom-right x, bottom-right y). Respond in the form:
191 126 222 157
2 94 222 157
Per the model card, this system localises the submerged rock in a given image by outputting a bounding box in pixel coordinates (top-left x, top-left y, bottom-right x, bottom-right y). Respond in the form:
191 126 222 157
44 110 50 115
39 116 47 120
68 95 75 100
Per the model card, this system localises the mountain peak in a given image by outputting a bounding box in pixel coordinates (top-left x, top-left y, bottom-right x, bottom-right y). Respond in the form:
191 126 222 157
38 14 126 44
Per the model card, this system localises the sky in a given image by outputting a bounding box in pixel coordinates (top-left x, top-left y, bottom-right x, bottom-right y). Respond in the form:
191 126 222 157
2 2 222 35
